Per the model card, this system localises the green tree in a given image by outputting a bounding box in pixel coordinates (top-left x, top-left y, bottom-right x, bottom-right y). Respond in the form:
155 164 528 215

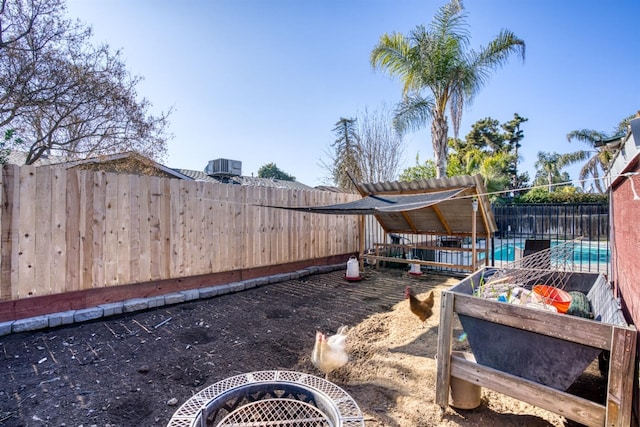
1 129 21 164
400 154 437 181
566 113 636 192
330 117 362 190
257 163 296 181
446 115 528 199
465 117 505 153
370 0 525 178
502 113 528 185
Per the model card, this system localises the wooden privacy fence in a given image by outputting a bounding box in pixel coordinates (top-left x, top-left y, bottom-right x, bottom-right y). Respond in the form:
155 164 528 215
0 165 360 301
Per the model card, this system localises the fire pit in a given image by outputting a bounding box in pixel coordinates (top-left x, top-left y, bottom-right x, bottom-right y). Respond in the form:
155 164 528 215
166 370 364 427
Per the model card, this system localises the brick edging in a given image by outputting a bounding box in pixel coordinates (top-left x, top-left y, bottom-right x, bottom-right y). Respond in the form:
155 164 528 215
0 264 344 336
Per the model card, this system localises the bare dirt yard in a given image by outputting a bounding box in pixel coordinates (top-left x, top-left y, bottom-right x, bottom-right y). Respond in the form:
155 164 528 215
0 267 605 426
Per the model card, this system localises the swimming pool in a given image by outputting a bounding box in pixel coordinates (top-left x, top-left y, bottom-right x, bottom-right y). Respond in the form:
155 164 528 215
491 242 610 263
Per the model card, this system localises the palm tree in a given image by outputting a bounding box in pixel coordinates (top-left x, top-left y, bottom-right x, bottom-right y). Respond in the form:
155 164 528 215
534 151 585 192
370 0 525 178
566 127 625 193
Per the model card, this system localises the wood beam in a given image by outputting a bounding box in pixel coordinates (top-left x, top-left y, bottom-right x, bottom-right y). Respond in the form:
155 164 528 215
401 211 418 233
431 204 452 235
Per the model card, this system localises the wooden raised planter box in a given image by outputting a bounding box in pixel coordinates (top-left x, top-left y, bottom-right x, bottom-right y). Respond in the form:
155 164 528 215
436 267 637 427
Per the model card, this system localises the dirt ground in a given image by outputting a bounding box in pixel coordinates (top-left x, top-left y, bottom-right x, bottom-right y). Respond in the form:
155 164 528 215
0 267 606 426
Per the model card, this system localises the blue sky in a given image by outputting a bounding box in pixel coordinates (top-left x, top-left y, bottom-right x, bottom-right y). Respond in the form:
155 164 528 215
65 0 639 188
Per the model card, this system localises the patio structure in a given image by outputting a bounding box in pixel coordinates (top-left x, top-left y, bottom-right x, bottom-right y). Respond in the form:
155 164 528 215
274 174 498 274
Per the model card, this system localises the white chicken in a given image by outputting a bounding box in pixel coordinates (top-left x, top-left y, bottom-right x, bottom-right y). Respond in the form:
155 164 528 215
311 325 349 379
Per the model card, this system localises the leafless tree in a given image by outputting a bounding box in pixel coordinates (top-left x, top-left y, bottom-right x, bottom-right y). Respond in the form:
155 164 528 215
357 106 404 183
0 0 171 164
321 106 405 188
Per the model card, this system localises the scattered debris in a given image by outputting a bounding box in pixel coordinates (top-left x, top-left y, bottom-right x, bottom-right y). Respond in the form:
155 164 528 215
154 317 172 329
38 377 61 386
132 319 152 334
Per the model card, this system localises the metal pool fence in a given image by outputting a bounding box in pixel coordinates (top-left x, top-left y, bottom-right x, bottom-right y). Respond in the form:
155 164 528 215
363 203 610 275
491 203 610 275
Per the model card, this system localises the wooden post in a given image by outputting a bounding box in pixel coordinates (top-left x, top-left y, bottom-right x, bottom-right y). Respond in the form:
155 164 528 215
435 290 455 411
472 199 478 271
358 215 365 271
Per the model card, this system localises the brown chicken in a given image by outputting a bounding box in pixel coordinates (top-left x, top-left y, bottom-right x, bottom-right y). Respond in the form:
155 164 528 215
311 326 349 379
405 286 435 327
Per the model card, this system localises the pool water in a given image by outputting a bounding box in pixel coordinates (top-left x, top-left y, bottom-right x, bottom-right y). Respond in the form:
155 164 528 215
491 242 610 263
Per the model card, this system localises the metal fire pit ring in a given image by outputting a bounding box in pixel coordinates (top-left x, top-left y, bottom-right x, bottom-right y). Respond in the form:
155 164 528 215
166 370 365 427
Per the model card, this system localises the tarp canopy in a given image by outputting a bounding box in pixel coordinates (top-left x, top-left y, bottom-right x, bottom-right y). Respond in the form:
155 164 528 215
262 174 497 236
279 188 466 215
259 174 496 237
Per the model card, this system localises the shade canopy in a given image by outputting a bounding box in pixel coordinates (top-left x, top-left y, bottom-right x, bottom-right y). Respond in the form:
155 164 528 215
266 174 498 237
284 188 465 215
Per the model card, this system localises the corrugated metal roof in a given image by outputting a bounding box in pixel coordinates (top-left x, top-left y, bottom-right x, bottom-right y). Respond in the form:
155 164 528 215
354 174 497 235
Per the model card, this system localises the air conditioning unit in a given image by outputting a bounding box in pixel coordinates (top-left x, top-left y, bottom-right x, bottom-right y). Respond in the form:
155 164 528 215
205 158 242 177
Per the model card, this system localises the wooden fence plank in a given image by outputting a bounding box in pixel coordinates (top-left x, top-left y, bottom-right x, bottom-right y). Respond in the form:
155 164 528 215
0 165 19 300
0 167 361 300
35 167 52 294
244 186 256 268
138 174 151 282
148 176 161 280
104 173 119 286
17 166 36 298
183 180 194 276
64 169 81 293
2 165 20 299
91 172 106 288
79 170 94 290
116 174 131 285
169 178 183 278
194 180 205 274
236 185 246 269
301 190 311 260
206 182 219 273
159 177 172 278
50 168 67 294
231 182 243 270
128 174 141 283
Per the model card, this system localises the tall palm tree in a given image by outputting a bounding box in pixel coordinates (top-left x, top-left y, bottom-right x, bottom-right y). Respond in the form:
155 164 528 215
370 0 525 178
566 128 625 193
534 151 585 192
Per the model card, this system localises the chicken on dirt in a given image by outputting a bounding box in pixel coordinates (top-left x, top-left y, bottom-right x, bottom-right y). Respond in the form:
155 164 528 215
405 286 435 328
311 325 349 379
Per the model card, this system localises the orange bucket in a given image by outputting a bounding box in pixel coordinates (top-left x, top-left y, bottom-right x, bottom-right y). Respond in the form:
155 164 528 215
533 285 572 313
